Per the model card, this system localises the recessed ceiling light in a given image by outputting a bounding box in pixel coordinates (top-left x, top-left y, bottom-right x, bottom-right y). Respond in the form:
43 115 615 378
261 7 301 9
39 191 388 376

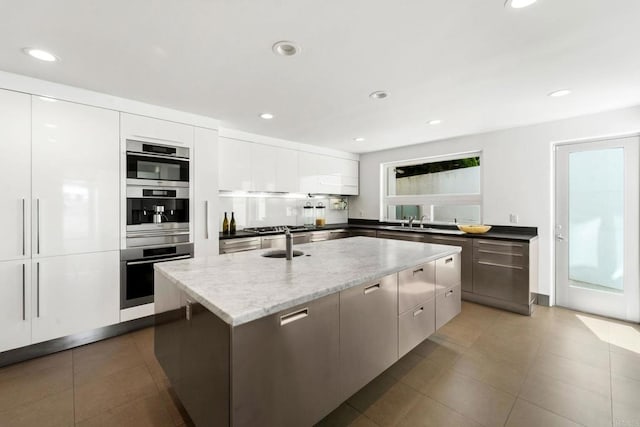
272 41 300 57
369 91 388 100
505 0 538 8
260 113 274 120
353 137 365 142
548 89 571 97
22 48 58 62
428 119 442 125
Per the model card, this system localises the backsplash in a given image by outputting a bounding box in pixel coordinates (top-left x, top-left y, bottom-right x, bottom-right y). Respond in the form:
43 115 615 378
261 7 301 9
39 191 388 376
218 196 349 230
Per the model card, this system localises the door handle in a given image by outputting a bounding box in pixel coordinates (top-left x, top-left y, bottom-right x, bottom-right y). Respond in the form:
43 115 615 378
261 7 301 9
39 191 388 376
36 198 40 254
22 263 26 321
205 201 209 240
36 262 40 318
21 198 26 256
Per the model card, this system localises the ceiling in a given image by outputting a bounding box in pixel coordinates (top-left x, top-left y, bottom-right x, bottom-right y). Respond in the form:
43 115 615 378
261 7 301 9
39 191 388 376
1 0 640 153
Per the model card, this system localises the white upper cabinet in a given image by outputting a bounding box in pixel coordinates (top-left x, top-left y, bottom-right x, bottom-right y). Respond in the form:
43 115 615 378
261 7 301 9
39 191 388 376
299 152 359 195
251 143 277 192
275 147 299 193
194 127 219 257
0 90 31 262
218 137 252 191
32 97 120 257
121 113 194 146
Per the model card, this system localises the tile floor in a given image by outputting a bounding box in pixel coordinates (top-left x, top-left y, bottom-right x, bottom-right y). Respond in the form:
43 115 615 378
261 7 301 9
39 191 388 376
0 302 639 426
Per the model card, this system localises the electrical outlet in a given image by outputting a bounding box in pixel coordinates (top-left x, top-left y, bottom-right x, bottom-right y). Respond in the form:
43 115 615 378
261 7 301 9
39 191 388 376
509 214 519 224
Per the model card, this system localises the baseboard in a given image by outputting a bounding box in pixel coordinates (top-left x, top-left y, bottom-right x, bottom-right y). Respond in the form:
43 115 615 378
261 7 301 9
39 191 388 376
0 315 155 369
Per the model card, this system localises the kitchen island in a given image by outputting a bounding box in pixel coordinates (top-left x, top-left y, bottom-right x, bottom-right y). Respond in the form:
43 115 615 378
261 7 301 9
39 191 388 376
154 236 462 427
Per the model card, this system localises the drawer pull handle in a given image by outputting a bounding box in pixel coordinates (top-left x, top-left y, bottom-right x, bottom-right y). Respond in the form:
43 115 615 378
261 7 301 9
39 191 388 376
478 249 523 257
445 257 453 264
478 260 524 270
413 307 424 317
280 308 309 326
478 241 523 248
413 268 424 274
364 283 380 294
445 289 454 297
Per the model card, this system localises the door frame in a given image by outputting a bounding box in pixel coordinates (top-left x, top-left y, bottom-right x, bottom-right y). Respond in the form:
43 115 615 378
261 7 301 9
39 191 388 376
552 132 640 322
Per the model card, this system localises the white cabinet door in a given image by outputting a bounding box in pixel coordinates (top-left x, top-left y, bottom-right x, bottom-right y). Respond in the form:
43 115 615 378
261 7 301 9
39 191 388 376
299 151 321 193
218 137 252 191
121 113 194 146
251 144 277 191
0 90 31 261
0 260 31 352
194 127 219 257
31 251 119 344
338 158 359 196
276 148 299 193
32 97 120 257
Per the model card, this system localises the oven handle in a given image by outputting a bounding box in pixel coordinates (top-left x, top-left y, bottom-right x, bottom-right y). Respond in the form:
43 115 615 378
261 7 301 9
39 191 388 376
127 231 190 239
126 151 189 162
126 255 192 266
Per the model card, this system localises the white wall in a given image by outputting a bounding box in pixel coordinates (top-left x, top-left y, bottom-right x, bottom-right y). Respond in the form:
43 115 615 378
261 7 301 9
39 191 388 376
350 105 640 303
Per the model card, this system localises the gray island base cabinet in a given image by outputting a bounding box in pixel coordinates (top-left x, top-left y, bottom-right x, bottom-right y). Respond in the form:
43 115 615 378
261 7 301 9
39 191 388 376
154 238 461 426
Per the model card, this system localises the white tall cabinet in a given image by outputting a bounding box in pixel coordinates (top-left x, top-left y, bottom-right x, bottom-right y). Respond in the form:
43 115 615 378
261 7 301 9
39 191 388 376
194 127 219 257
1 93 120 351
0 90 31 352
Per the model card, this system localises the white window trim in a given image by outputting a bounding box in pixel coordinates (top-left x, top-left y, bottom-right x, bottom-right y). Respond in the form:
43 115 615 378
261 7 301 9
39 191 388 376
380 151 483 223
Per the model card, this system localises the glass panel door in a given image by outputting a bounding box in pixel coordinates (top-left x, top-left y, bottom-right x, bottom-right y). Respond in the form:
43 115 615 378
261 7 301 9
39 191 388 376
555 136 639 322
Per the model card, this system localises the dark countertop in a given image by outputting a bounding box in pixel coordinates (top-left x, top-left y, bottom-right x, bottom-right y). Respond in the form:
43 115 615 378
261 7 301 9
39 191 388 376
220 220 537 242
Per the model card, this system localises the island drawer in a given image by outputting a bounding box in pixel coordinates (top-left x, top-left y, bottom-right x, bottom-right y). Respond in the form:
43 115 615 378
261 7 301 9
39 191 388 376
399 298 435 358
473 260 530 304
435 253 461 293
436 284 461 330
398 262 436 314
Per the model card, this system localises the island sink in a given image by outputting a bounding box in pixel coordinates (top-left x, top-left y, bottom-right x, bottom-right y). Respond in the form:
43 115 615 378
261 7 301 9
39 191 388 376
154 237 462 427
261 249 304 258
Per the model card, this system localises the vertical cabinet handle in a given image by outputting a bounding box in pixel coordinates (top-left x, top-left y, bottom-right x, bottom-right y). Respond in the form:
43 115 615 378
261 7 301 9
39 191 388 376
36 199 40 255
21 198 26 256
205 200 209 240
22 263 26 321
36 262 40 317
185 300 192 321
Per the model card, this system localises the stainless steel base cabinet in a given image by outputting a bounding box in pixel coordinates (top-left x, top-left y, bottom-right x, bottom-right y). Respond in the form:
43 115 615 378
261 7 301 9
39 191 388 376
436 284 461 330
232 294 341 427
339 274 398 400
399 298 436 358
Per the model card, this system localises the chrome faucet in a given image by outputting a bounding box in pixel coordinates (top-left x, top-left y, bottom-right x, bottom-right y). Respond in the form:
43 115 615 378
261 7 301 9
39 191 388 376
419 215 428 228
408 216 416 228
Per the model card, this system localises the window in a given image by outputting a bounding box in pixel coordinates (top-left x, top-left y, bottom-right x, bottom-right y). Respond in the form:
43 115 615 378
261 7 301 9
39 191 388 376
381 152 482 224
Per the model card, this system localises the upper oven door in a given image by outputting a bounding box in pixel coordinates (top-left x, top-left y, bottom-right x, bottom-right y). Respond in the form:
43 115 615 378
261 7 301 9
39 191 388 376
126 140 190 187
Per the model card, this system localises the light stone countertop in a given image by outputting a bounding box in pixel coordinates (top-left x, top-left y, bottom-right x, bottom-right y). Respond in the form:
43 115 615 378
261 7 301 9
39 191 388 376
155 236 461 326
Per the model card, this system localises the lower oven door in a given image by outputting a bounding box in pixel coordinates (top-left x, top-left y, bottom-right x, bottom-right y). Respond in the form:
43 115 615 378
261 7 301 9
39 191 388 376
120 250 192 309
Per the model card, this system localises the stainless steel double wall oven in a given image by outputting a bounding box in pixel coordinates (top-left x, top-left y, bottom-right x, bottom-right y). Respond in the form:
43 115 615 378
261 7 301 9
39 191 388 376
121 140 193 309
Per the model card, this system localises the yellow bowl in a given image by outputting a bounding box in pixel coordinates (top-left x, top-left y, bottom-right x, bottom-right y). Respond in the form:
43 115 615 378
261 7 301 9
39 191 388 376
457 224 492 234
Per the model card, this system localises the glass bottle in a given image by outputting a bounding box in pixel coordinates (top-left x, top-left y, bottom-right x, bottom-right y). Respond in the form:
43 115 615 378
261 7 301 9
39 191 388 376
315 202 326 227
303 202 315 227
230 212 236 234
222 212 229 234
